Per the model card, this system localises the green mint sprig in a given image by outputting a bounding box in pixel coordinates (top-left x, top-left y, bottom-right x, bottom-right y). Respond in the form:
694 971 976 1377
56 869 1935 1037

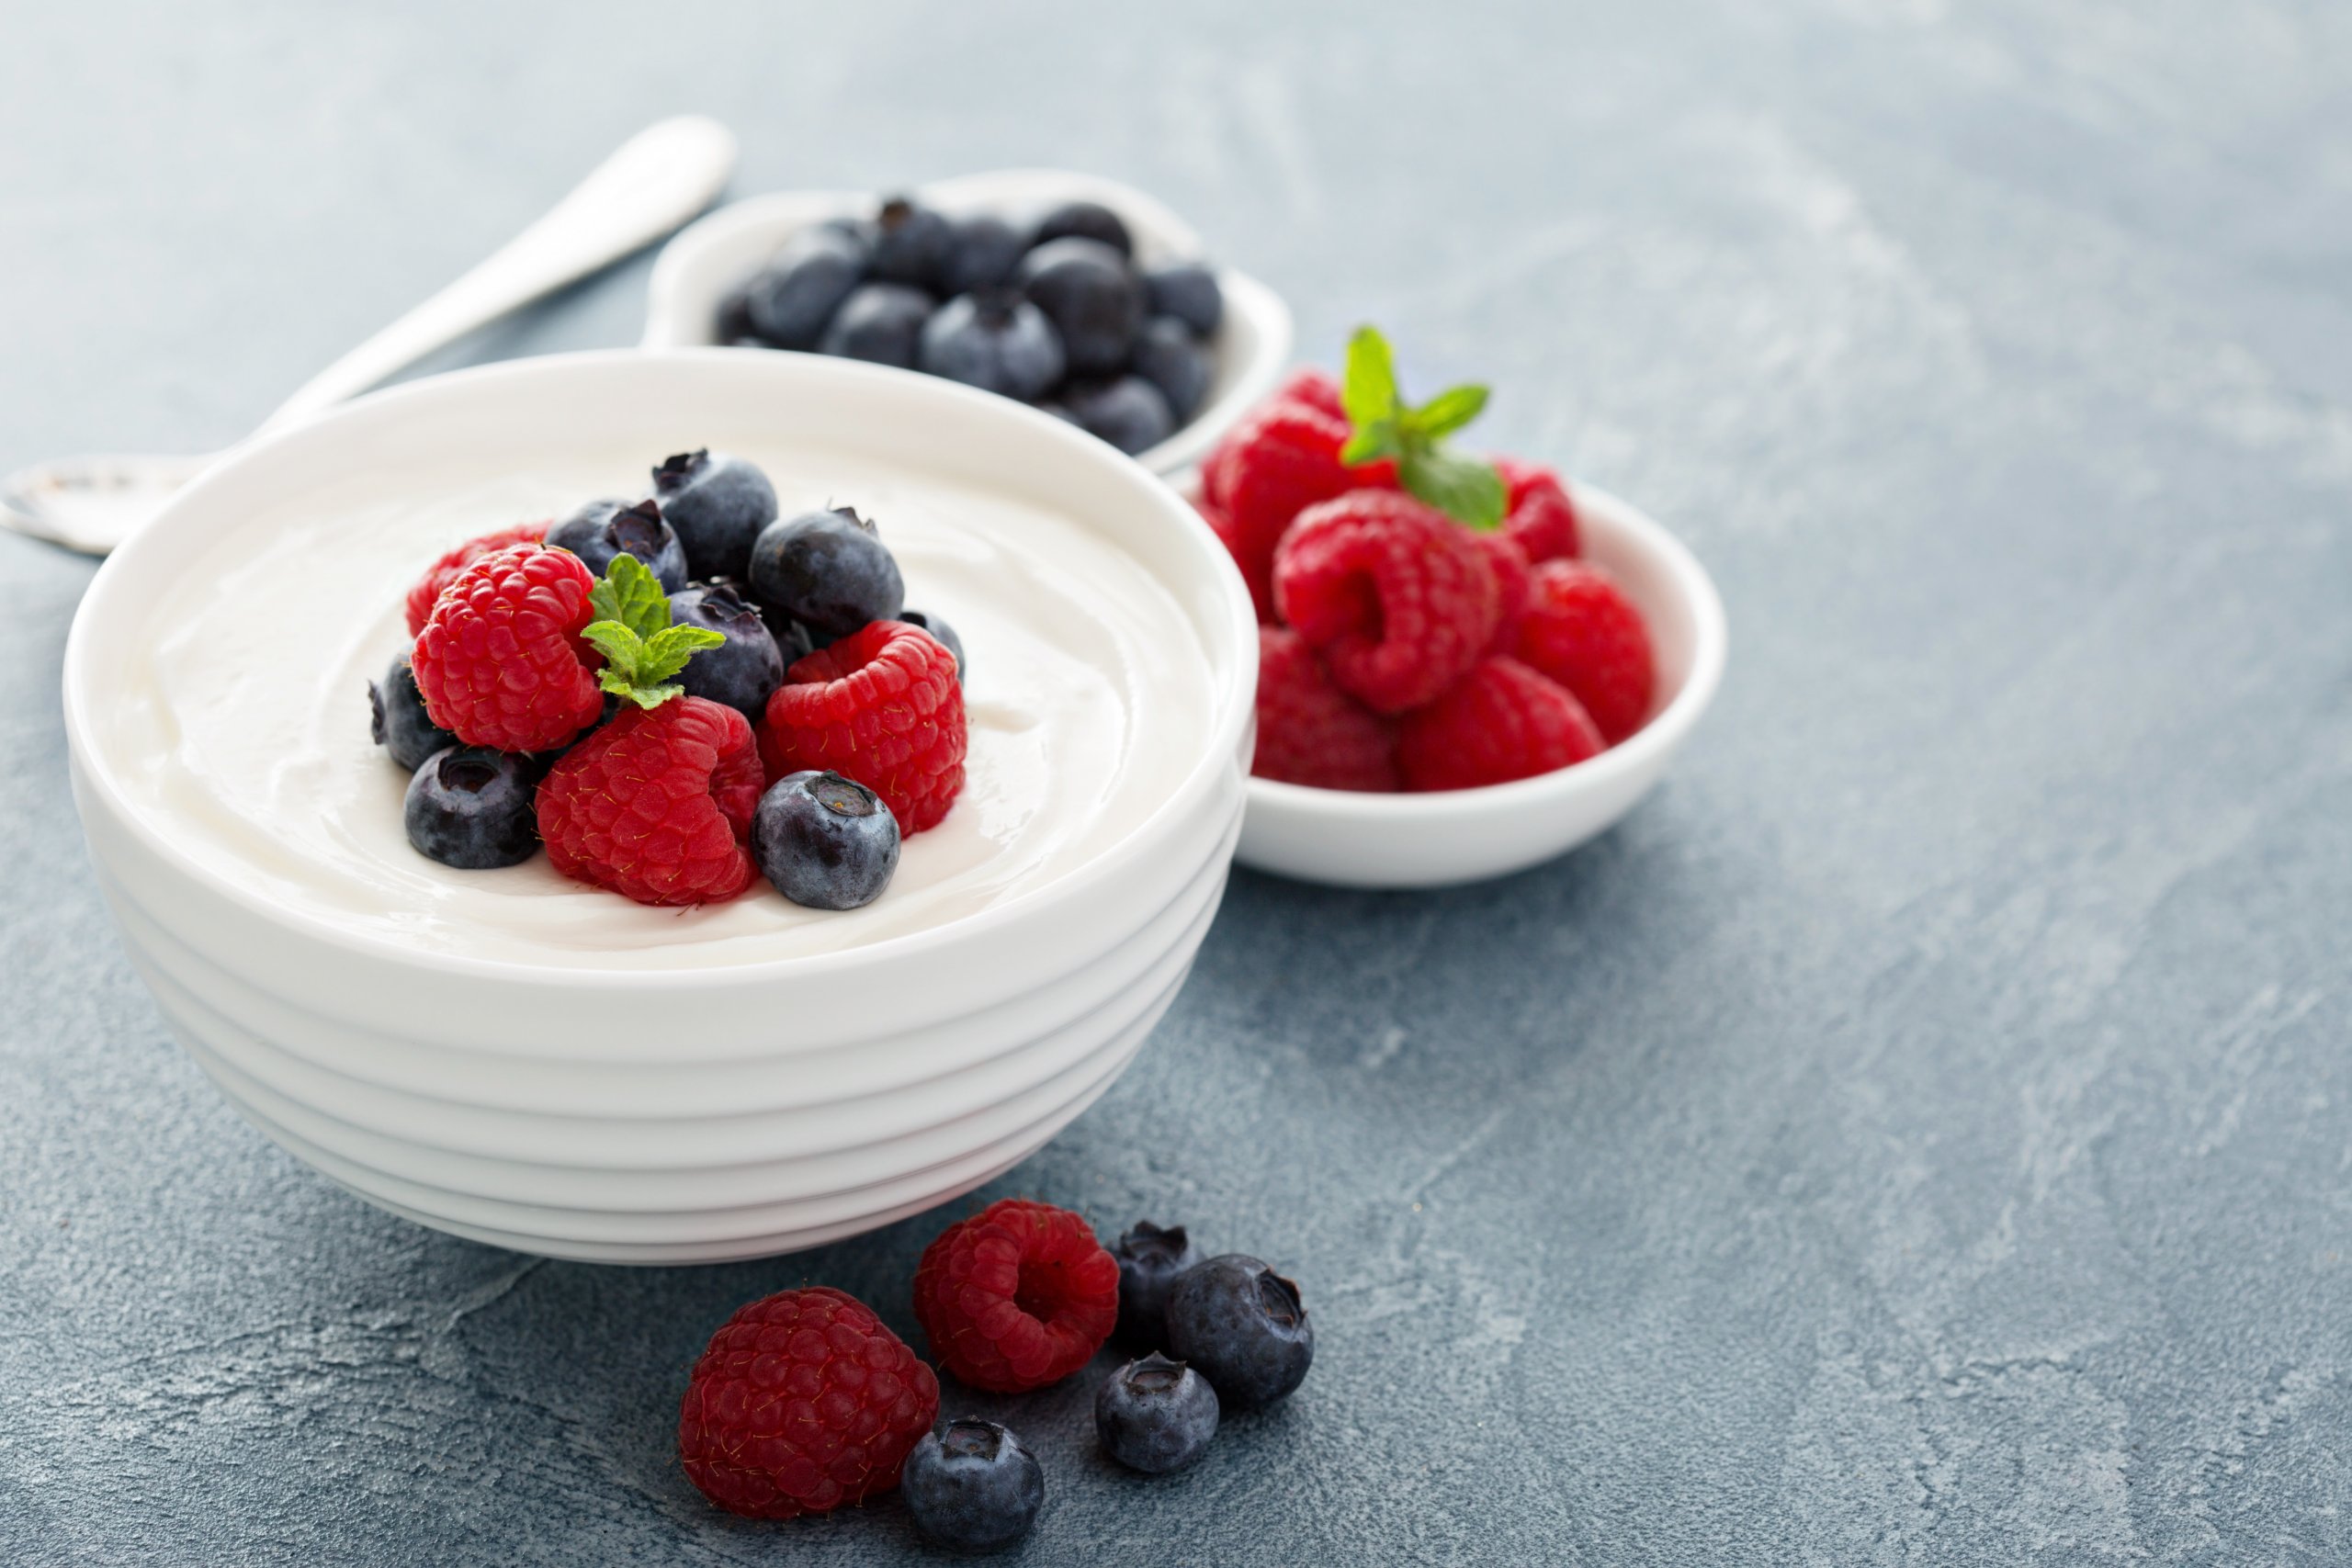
1338 325 1508 530
581 553 723 710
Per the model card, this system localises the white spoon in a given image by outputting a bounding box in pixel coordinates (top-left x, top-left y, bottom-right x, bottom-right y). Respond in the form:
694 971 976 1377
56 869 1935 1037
2 115 738 556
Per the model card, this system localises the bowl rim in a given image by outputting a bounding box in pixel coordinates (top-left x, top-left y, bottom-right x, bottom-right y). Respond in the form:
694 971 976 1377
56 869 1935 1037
1244 479 1727 822
637 166 1294 476
62 347 1259 990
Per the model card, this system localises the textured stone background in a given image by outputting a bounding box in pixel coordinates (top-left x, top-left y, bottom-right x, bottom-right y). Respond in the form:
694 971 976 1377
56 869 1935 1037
5 2 2350 1562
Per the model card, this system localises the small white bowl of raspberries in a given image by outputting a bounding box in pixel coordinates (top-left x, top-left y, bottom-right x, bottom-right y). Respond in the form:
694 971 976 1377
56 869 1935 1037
641 168 1293 476
62 348 1256 1262
1210 329 1727 888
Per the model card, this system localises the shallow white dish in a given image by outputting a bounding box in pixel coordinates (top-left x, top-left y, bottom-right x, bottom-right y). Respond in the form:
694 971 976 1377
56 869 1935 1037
641 168 1292 477
1237 482 1726 888
64 349 1258 1264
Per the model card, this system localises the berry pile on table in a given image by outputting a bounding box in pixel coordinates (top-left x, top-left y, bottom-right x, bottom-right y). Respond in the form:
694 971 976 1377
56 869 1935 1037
369 448 967 910
676 1200 1310 1551
1204 328 1659 793
718 193 1224 455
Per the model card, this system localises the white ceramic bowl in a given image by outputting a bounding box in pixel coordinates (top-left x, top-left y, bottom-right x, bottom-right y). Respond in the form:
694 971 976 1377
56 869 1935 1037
1237 482 1726 888
641 168 1292 476
64 349 1257 1264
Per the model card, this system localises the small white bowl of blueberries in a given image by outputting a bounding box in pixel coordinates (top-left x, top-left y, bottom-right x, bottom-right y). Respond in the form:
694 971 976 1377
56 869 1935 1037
642 169 1293 474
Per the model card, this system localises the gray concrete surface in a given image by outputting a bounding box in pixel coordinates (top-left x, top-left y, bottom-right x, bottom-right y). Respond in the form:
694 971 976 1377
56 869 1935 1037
6 2 2350 1562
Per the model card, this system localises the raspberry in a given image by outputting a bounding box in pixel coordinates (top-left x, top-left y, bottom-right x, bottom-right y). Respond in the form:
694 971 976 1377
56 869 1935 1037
402 521 549 637
1272 367 1346 419
1273 491 1499 714
1476 530 1532 658
1199 499 1275 624
1514 559 1656 744
911 1199 1120 1393
1496 458 1580 563
536 696 763 906
1253 627 1396 791
1396 657 1604 791
677 1286 941 1520
1201 398 1397 566
411 546 605 752
758 621 966 834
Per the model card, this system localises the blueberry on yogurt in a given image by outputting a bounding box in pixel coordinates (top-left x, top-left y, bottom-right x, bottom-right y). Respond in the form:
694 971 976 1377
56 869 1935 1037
547 498 688 592
668 581 786 719
752 771 901 910
651 449 777 582
369 648 458 773
403 746 540 870
747 506 905 643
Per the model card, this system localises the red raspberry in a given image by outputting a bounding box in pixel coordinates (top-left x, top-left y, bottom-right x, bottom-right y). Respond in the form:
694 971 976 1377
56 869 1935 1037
403 521 549 637
1199 499 1275 624
1273 491 1499 714
677 1286 941 1520
1202 398 1398 560
536 696 763 906
758 621 967 834
911 1199 1120 1393
1476 530 1532 659
1253 627 1396 791
1496 458 1581 563
1396 657 1603 791
412 546 605 752
1514 559 1656 744
1272 367 1345 419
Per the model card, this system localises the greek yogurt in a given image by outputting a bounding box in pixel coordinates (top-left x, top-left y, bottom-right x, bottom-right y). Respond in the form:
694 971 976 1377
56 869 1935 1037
99 446 1216 968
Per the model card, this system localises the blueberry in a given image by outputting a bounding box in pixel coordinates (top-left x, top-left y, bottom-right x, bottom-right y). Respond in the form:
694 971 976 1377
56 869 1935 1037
1095 1353 1220 1475
650 449 777 582
741 225 867 349
1162 1255 1313 1410
752 770 900 910
1061 375 1174 456
403 746 539 870
1018 237 1145 376
668 581 786 719
1143 261 1224 337
760 604 818 663
747 506 905 642
714 285 759 346
547 497 688 592
1129 316 1213 424
369 649 457 773
1029 198 1133 258
898 608 965 684
919 290 1067 401
818 281 934 369
941 212 1026 295
1111 1221 1202 1350
900 1420 1043 1553
869 195 955 288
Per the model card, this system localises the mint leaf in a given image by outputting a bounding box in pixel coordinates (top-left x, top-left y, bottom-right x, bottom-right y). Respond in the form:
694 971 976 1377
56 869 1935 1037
1341 422 1400 468
589 552 669 640
582 620 646 669
1399 449 1508 530
1409 383 1488 441
1340 326 1401 431
639 625 725 685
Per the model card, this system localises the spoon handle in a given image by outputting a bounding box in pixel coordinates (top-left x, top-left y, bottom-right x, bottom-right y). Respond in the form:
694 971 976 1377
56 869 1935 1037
255 116 738 434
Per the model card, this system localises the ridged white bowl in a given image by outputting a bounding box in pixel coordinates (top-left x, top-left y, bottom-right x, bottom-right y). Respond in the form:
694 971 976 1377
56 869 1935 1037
641 168 1293 476
64 350 1257 1264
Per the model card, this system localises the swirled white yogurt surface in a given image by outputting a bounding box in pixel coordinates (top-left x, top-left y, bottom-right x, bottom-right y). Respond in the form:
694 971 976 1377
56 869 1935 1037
98 446 1215 967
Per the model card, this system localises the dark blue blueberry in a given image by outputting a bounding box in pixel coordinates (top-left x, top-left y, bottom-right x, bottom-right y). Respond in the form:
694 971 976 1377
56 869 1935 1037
668 581 786 719
758 604 817 664
369 649 457 773
1029 198 1133 258
818 281 934 369
900 1420 1044 1553
1061 375 1174 456
741 225 868 349
714 285 759 345
1129 316 1213 424
1144 261 1224 337
919 290 1066 401
941 212 1026 295
1163 1255 1313 1410
1018 237 1144 376
898 608 965 684
1111 1221 1202 1350
546 497 687 592
650 449 777 583
403 746 539 870
868 196 955 288
752 770 900 910
1095 1353 1220 1474
747 506 905 642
